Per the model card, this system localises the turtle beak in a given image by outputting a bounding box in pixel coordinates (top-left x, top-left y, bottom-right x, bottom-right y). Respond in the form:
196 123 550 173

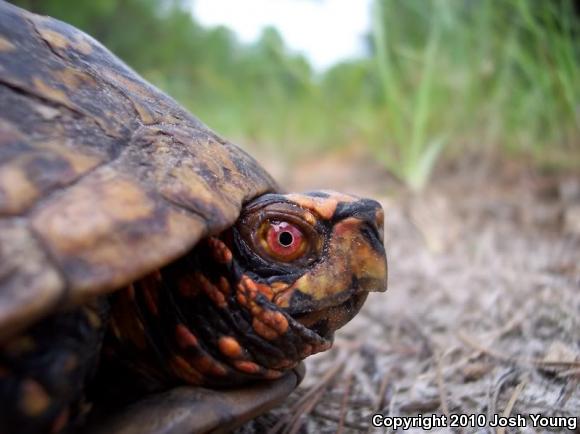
277 197 388 335
335 199 388 294
331 219 387 295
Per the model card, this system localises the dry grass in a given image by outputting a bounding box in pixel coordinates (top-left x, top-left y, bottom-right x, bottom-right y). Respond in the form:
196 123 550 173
238 154 580 433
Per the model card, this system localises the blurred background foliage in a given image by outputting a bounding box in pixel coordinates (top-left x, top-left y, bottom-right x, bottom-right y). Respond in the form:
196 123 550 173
11 0 580 189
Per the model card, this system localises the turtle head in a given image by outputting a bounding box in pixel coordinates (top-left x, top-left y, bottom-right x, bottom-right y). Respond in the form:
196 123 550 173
103 191 387 390
232 191 388 340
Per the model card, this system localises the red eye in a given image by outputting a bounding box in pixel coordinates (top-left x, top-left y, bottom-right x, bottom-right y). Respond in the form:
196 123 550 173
265 221 306 261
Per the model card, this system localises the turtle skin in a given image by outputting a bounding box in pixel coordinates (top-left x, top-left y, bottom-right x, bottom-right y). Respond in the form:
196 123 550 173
0 2 388 433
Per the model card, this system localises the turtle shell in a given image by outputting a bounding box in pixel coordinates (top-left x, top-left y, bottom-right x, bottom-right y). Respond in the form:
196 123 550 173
0 1 278 342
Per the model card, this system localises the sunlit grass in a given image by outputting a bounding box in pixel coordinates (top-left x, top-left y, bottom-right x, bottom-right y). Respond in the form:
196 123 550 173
372 0 445 190
186 0 578 189
369 0 579 189
17 0 578 189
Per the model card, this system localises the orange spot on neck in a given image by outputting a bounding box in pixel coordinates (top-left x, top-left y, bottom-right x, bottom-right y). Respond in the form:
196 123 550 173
218 336 243 359
175 324 198 349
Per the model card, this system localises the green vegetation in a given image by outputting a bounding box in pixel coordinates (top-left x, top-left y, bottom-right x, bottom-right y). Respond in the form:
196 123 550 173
12 0 580 189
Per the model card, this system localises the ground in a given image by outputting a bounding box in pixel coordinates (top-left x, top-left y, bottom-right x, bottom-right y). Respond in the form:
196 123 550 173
238 152 580 434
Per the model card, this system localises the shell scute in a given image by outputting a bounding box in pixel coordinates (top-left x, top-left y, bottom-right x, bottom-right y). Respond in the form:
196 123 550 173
0 220 64 341
30 167 207 299
0 0 277 339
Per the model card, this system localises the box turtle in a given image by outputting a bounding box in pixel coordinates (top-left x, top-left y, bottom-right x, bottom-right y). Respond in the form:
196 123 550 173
0 2 388 433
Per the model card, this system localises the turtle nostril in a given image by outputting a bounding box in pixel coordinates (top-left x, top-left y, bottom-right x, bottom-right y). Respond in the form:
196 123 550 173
360 223 383 249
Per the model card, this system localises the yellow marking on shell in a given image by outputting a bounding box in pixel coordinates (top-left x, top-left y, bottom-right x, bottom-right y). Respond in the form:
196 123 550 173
39 141 103 174
0 119 24 141
100 68 150 98
98 68 158 124
32 77 73 107
0 165 39 215
66 150 102 173
136 128 243 223
35 27 70 50
53 68 97 90
34 173 154 254
32 74 121 137
162 162 238 221
19 379 51 416
218 336 243 359
0 143 102 215
32 103 61 120
35 24 93 55
132 100 156 125
101 178 155 220
0 36 16 52
71 36 94 55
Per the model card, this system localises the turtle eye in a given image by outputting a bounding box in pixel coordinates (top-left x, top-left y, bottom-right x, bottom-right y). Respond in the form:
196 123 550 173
263 220 307 261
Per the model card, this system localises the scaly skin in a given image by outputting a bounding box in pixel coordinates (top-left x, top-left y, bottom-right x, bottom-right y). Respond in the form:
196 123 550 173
97 192 387 401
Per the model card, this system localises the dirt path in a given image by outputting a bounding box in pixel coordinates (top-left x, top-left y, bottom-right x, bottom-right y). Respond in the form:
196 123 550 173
239 154 580 433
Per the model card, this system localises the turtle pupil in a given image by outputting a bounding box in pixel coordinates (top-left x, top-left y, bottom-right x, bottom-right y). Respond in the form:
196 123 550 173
278 231 293 247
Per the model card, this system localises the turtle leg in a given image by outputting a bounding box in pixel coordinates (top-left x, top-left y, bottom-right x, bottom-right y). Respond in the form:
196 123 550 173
84 364 305 434
0 299 108 434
